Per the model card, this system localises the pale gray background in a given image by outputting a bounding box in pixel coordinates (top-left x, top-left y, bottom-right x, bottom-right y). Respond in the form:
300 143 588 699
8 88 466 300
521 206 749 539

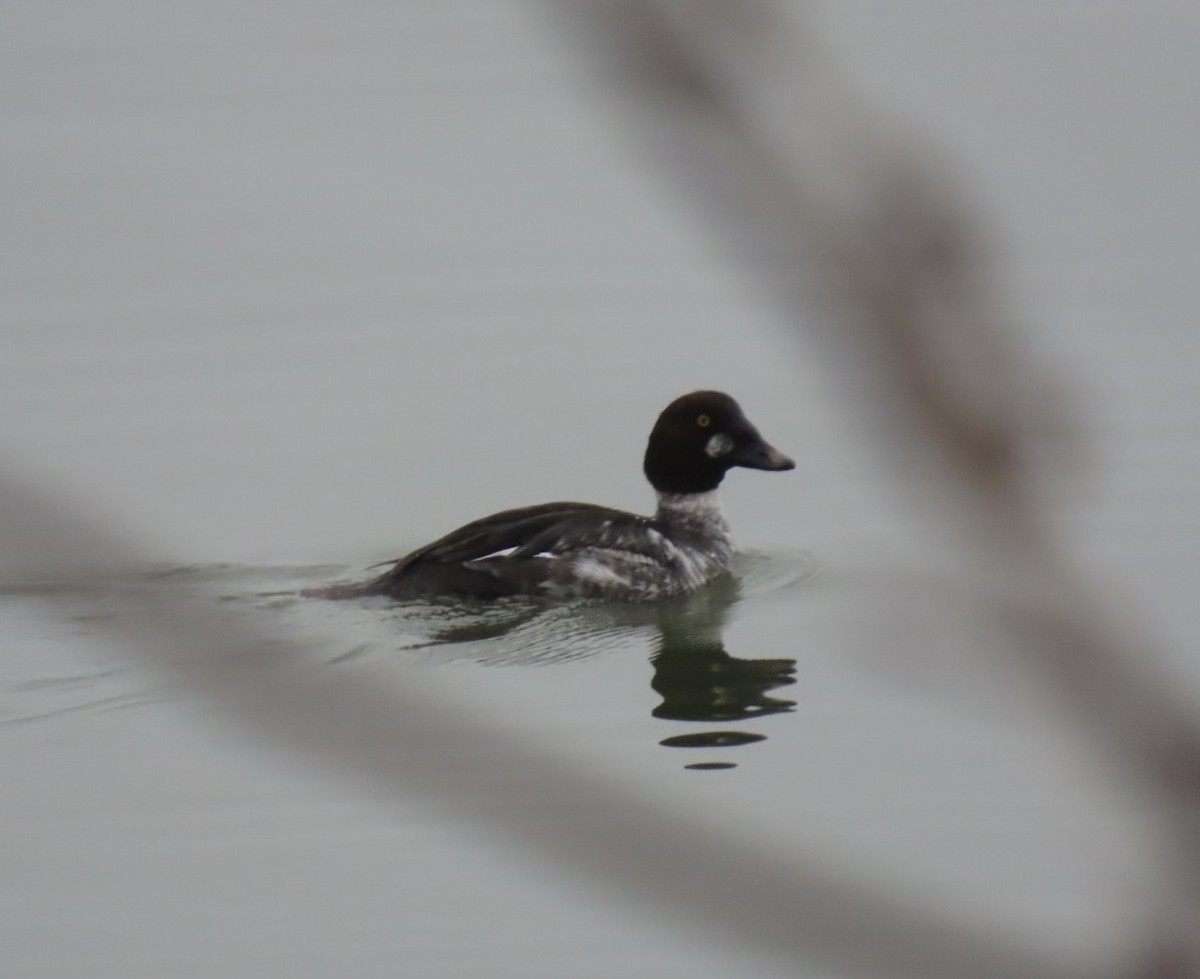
2 3 1197 977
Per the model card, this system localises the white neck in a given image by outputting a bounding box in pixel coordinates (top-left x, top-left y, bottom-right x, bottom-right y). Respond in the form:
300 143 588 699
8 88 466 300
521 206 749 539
654 489 726 527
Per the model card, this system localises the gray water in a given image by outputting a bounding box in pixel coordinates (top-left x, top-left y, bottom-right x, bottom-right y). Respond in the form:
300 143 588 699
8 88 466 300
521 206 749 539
2 3 1198 977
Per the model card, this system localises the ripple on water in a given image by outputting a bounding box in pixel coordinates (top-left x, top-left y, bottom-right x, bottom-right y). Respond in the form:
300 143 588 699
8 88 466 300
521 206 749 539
2 555 814 766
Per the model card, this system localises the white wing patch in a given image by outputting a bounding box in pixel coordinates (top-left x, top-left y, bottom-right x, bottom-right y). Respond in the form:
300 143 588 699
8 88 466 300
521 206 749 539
573 556 631 587
478 545 519 559
479 545 559 560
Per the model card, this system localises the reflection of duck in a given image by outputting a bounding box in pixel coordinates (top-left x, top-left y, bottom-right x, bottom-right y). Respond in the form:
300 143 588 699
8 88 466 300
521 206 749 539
648 576 796 759
651 641 796 724
383 566 799 767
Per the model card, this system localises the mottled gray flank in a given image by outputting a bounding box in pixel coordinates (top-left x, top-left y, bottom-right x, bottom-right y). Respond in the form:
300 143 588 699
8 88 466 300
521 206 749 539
545 490 733 600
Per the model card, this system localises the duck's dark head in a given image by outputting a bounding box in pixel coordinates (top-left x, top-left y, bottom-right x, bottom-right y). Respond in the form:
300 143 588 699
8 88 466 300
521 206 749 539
643 391 795 495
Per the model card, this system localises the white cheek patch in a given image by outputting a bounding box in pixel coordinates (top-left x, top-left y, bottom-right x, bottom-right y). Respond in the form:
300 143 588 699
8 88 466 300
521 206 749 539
704 433 735 459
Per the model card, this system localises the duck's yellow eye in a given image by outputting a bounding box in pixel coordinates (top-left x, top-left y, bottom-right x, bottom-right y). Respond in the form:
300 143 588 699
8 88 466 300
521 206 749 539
696 414 711 428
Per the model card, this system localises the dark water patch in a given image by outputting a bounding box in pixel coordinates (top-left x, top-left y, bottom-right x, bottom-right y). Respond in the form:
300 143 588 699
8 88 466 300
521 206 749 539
660 731 766 749
651 641 796 723
644 572 797 766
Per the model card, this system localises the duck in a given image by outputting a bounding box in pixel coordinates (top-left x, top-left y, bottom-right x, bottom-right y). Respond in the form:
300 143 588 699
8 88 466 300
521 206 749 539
305 390 794 603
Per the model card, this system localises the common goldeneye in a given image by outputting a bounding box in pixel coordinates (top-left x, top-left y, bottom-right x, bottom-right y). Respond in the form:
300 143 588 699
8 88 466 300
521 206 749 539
307 391 793 603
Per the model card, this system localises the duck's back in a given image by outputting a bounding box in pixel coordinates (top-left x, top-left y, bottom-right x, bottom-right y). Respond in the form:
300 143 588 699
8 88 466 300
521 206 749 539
354 502 655 600
308 499 730 602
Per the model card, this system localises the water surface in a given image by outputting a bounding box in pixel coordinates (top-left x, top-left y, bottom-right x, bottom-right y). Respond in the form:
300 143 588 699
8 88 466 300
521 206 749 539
3 2 1197 976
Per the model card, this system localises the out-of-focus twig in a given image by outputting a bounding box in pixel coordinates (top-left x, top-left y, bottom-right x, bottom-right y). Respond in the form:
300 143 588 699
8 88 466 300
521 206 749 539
552 0 1200 972
5 3 1197 977
0 472 1088 979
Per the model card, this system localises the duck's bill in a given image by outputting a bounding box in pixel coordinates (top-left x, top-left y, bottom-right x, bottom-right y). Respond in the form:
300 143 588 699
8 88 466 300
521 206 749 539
730 437 795 472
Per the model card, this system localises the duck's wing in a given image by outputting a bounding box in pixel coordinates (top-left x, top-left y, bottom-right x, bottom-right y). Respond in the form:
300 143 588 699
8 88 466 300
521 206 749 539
505 508 660 561
379 502 641 574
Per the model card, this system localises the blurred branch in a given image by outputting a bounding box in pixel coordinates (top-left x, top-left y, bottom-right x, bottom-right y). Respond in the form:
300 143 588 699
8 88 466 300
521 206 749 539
4 3 1198 978
0 472 1084 979
552 0 1200 971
